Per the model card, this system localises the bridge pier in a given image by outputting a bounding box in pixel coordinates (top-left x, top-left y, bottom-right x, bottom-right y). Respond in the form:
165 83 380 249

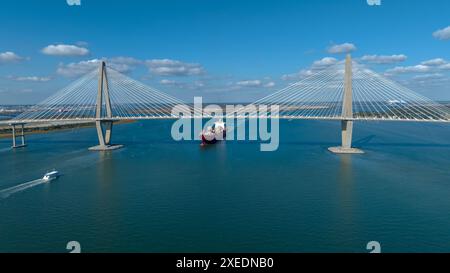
89 61 123 151
89 119 123 151
10 123 27 149
328 120 363 154
328 54 364 154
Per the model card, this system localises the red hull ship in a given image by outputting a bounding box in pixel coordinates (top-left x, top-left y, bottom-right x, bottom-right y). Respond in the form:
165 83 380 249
201 120 226 145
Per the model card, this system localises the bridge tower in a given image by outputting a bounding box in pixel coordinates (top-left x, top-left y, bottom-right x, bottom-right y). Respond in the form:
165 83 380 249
328 54 364 154
89 61 123 151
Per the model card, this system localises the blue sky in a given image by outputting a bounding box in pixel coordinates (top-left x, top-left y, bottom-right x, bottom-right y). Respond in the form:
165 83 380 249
0 0 449 104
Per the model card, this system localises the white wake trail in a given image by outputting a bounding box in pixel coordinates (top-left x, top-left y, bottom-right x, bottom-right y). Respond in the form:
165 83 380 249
0 179 47 199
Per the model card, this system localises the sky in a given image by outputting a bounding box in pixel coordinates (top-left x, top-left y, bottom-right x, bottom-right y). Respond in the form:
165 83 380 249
0 0 449 104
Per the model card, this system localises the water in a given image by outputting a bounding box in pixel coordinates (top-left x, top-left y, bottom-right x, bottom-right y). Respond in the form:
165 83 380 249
1 120 450 253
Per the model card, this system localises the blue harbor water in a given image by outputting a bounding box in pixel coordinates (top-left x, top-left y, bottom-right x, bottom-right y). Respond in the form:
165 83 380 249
1 120 450 253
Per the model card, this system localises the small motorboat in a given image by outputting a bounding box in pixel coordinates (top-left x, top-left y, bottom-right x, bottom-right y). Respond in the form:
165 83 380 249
43 170 61 182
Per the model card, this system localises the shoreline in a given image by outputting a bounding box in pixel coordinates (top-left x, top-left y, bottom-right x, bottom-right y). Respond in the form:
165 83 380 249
0 120 135 139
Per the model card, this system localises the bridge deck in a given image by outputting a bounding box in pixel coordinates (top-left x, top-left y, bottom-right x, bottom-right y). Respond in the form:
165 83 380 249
2 116 449 126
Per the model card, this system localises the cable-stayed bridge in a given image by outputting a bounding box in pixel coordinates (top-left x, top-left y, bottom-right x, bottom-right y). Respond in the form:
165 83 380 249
4 55 450 153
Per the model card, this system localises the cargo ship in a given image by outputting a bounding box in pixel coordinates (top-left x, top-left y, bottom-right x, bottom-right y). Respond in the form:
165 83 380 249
200 120 226 145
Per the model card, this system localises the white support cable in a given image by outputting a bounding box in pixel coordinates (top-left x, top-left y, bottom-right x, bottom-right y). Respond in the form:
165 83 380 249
22 70 98 121
365 71 439 120
109 79 153 118
352 80 374 119
107 68 191 117
229 61 345 119
115 80 168 118
57 79 97 120
353 71 394 119
262 68 342 109
354 71 412 120
278 70 344 117
119 80 181 117
255 61 345 104
353 63 446 120
372 71 450 120
353 80 384 120
254 69 342 118
14 60 449 124
354 67 425 120
27 77 92 120
114 81 178 118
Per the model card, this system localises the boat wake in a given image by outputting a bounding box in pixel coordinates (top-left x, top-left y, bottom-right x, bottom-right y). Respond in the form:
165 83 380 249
0 179 47 199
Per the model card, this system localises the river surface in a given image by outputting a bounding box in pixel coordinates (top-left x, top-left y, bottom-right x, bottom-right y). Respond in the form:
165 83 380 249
1 120 450 253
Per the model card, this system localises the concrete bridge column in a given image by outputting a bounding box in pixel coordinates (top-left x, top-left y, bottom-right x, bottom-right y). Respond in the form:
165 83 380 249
328 54 364 154
89 61 123 151
104 120 113 145
10 123 27 149
89 119 122 151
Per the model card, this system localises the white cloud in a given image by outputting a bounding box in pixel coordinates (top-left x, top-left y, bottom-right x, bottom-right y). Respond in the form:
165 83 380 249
108 57 142 73
361 54 407 64
433 26 450 40
232 79 275 89
0 51 24 63
76 41 89 47
160 79 176 85
110 56 142 65
160 79 205 90
57 59 100 77
56 57 205 78
194 81 205 89
386 64 431 74
312 57 338 67
412 73 444 81
264 81 276 88
146 59 205 76
411 73 449 87
384 58 450 89
8 76 51 82
282 70 315 81
385 57 450 77
421 58 447 66
18 88 33 93
236 80 262 87
327 43 357 54
282 57 338 81
57 57 142 77
42 44 89 56
0 88 33 94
